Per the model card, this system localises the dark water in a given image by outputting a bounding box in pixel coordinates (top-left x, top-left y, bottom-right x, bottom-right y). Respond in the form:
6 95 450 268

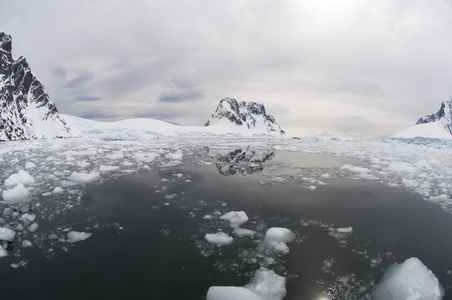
1 151 452 299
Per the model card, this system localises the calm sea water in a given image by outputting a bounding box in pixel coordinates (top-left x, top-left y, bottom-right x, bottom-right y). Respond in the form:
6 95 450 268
1 150 451 299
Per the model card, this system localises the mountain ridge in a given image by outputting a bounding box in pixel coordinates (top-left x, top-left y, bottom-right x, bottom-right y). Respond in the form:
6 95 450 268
0 31 75 141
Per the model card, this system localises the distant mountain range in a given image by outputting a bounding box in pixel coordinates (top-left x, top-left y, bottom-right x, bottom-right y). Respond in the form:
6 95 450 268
0 31 75 141
390 97 452 142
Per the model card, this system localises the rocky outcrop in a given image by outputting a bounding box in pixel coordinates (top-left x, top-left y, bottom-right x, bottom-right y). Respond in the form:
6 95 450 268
0 31 74 141
416 97 452 135
205 97 285 136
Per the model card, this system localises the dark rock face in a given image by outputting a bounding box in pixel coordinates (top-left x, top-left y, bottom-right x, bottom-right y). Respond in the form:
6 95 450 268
0 31 74 141
205 97 285 136
214 147 275 176
416 98 452 135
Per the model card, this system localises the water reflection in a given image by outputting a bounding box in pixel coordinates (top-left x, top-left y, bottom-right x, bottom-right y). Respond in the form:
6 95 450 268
212 147 275 176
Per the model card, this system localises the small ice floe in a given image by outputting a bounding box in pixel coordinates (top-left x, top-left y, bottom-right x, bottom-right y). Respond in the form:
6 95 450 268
67 231 92 243
204 232 233 246
0 245 8 257
20 213 36 222
372 257 444 300
2 183 30 202
261 227 296 255
166 150 183 160
220 211 249 228
68 172 100 184
28 222 39 232
0 227 16 241
25 162 36 169
4 170 35 187
21 240 33 248
207 267 286 300
336 227 353 234
53 187 64 194
99 165 120 172
233 228 256 237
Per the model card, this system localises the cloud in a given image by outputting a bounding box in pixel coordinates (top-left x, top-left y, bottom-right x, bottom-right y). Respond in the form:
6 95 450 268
64 72 94 88
73 95 102 101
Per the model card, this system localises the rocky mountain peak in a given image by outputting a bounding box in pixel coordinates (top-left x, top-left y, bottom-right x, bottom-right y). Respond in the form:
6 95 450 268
0 31 75 141
416 97 452 135
204 97 285 136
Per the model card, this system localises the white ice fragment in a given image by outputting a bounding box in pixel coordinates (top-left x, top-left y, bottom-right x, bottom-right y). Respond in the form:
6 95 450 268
0 227 16 241
273 177 286 182
337 227 353 233
25 162 36 169
207 287 260 300
131 153 159 162
68 172 99 183
205 232 233 246
99 165 120 172
203 215 213 220
4 170 35 187
53 187 64 194
106 151 124 159
0 245 8 257
207 267 286 300
220 211 249 228
264 227 295 244
166 150 183 160
2 184 30 202
20 213 36 222
28 222 39 232
234 228 257 237
67 231 92 243
21 240 33 248
372 257 444 300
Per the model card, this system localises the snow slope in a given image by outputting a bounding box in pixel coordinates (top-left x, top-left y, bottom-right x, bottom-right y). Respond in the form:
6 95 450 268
63 114 286 140
390 97 452 143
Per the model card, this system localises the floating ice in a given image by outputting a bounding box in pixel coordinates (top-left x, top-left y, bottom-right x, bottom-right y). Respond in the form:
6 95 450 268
234 228 257 237
25 162 36 169
264 227 295 244
372 257 444 300
220 211 249 228
205 232 233 246
28 222 39 232
337 227 353 233
0 227 16 241
21 240 33 248
67 231 93 243
2 183 30 202
4 170 35 187
166 150 183 160
0 245 8 257
207 267 286 300
99 165 120 172
20 213 36 222
68 172 100 183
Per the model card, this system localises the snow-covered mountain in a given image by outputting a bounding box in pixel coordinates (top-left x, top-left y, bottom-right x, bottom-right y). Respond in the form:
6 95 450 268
63 97 286 140
0 31 75 141
389 97 452 142
205 97 285 136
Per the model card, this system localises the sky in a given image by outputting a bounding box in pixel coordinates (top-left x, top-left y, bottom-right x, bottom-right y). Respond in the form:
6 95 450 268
2 0 452 139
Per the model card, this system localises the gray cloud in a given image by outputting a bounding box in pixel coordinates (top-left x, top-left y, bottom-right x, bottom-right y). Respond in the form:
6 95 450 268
73 95 102 101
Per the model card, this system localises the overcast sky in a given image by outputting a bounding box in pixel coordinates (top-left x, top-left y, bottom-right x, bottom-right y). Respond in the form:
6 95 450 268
2 0 452 138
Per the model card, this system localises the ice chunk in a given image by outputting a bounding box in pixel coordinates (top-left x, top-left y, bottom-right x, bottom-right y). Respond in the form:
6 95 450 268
220 211 249 228
68 172 99 183
207 267 286 300
28 222 39 232
21 240 33 248
264 227 295 243
0 245 8 257
99 165 120 172
246 267 286 300
205 232 233 246
166 150 183 160
372 257 444 300
25 162 36 169
4 170 35 187
337 227 353 233
67 231 92 243
207 287 261 300
234 228 257 237
20 213 36 222
0 227 16 241
2 183 30 202
53 187 64 194
131 153 159 162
